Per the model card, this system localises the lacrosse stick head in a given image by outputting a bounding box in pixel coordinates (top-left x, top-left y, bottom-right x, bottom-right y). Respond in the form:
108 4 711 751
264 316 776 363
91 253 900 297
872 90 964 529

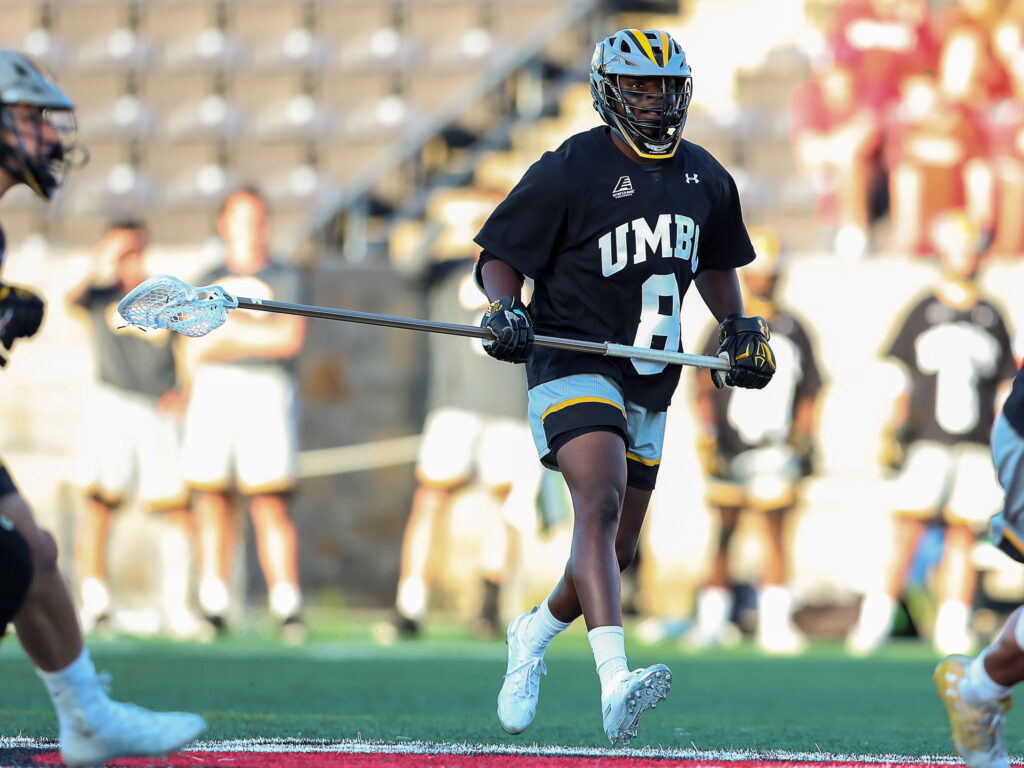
118 275 239 337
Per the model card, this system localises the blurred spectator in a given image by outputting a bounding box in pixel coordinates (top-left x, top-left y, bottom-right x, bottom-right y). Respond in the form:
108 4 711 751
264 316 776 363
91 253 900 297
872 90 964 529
984 2 1024 255
686 227 823 655
390 254 540 638
847 211 1015 656
67 222 198 638
886 72 992 255
825 0 938 116
935 0 1010 110
180 188 306 641
789 56 886 259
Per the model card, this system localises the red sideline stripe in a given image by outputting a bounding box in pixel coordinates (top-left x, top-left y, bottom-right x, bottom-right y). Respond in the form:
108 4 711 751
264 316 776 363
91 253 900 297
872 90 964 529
31 752 961 768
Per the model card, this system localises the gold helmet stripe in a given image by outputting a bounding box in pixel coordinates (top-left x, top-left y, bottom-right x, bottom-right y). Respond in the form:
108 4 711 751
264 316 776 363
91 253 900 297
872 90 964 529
658 31 670 66
626 28 658 65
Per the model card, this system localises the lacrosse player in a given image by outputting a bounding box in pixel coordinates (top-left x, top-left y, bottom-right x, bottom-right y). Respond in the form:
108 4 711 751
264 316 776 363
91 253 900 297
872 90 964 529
688 226 822 655
67 221 199 638
180 187 306 641
933 356 1024 768
0 48 206 764
475 29 775 745
847 211 1015 656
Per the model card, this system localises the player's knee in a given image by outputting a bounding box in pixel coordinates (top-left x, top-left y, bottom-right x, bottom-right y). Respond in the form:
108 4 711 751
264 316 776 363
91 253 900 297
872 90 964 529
573 484 622 532
615 539 638 572
0 525 34 635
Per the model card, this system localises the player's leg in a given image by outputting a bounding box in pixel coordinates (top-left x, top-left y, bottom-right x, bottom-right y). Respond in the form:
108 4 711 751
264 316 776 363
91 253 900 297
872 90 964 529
848 441 945 654
3 473 205 765
934 605 1023 768
249 492 303 641
0 462 34 643
193 490 237 630
757 504 806 655
237 366 303 639
73 495 116 632
392 408 479 635
182 365 237 630
688 503 741 650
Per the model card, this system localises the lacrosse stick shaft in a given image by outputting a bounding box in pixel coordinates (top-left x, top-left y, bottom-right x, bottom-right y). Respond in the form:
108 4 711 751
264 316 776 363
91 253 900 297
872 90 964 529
235 296 730 372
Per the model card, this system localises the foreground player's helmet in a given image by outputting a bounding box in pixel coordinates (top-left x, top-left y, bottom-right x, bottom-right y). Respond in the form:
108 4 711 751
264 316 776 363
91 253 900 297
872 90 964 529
0 48 78 199
590 29 692 159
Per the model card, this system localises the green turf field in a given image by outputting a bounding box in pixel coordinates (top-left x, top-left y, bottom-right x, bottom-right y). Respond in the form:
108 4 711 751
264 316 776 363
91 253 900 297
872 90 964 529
0 612 1016 757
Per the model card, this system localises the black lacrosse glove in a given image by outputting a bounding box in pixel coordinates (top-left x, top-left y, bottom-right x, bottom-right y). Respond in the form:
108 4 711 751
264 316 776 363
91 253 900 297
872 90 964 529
481 296 533 364
0 283 44 350
712 315 774 390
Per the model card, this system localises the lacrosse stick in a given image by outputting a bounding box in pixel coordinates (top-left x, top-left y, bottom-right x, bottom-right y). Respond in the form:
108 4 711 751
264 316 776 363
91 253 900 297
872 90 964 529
118 275 730 372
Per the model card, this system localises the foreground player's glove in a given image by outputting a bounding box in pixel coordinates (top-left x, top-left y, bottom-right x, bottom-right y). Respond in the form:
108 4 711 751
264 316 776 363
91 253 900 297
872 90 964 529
481 296 533 364
713 315 774 390
0 283 44 350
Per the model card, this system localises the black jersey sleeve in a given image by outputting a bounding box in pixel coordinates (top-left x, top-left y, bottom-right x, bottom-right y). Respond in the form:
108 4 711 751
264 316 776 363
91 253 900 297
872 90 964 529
473 152 568 279
694 157 755 274
886 296 930 365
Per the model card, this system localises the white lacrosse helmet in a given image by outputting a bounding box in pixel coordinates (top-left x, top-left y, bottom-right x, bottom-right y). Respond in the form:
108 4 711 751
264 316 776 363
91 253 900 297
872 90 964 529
0 48 79 199
590 29 692 159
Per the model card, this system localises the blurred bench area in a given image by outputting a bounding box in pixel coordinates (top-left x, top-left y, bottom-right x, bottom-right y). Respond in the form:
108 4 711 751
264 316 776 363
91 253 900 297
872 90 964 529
7 0 1024 643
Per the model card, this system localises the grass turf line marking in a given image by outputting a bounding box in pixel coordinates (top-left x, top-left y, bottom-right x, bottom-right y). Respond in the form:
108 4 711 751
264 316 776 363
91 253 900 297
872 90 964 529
0 737 983 765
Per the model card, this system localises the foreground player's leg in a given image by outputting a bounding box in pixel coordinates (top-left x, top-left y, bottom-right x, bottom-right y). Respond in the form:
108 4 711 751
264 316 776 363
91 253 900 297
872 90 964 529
935 606 1024 768
2 491 206 766
509 430 669 745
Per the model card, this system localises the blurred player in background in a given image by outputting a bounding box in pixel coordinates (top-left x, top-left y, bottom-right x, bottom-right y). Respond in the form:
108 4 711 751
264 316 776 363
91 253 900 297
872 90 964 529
475 29 775 745
848 211 1015 656
0 47 205 765
391 252 539 639
688 227 822 655
933 357 1024 768
181 187 306 641
67 221 199 638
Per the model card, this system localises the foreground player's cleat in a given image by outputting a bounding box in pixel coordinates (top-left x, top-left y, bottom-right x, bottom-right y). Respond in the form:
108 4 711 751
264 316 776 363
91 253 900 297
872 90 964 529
601 664 672 746
55 677 207 767
497 611 547 734
934 655 1011 768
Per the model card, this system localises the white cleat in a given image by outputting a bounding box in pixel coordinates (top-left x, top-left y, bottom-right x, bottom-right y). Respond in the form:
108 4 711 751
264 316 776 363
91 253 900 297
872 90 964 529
497 611 547 735
56 679 206 767
934 655 1011 768
601 664 672 746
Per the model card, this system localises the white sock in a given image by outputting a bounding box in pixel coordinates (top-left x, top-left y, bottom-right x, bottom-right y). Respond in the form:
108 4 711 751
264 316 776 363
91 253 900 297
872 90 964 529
758 585 794 632
396 577 427 621
199 578 229 616
696 586 732 633
270 582 301 619
521 598 571 657
855 591 895 633
588 625 628 699
37 648 108 725
966 651 1013 703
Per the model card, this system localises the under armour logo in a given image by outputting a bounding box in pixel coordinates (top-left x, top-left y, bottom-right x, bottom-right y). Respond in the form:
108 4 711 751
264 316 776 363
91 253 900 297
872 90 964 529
612 176 634 199
685 173 700 184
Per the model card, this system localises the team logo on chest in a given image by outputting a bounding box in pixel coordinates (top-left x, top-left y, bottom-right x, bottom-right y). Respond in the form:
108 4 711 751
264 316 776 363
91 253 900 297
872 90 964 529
598 214 701 276
612 176 634 199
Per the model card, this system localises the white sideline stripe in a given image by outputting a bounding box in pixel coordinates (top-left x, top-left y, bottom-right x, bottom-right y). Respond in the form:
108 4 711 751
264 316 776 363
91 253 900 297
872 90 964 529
0 736 983 763
297 435 421 478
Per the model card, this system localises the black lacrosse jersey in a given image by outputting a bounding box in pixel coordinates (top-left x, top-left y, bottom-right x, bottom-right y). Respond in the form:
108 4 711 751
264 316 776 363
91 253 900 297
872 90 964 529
474 126 755 411
700 308 822 457
72 285 178 398
888 293 1015 445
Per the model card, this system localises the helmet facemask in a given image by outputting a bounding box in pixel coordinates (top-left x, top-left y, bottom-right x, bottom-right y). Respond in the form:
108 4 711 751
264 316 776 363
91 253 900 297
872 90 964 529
0 104 80 199
604 74 691 158
590 29 693 159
